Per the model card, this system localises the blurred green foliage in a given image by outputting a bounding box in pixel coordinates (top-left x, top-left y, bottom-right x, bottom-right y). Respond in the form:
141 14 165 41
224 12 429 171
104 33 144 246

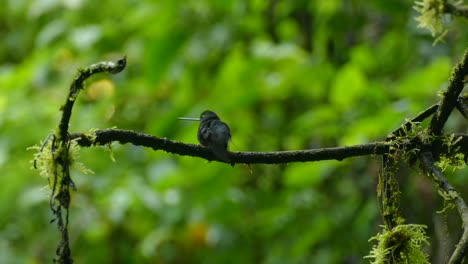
1 0 467 263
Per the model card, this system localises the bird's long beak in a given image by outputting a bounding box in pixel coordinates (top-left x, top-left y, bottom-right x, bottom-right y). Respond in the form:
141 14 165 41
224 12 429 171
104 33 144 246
178 117 200 121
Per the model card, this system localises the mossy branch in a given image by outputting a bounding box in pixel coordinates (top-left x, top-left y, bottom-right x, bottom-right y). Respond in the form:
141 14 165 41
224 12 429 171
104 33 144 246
429 48 468 135
38 57 127 264
68 129 468 164
70 129 389 163
419 152 468 264
58 57 126 141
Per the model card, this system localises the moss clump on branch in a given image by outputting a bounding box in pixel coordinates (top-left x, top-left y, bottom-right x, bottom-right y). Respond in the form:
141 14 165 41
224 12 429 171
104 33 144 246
414 0 446 38
29 131 93 200
366 224 429 264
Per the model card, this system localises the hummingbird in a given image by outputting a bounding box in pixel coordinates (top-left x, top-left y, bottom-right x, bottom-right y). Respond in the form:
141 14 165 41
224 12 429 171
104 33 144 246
179 110 231 162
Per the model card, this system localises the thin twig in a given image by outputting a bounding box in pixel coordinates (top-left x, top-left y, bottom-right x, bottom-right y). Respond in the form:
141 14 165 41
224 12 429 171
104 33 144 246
388 104 438 140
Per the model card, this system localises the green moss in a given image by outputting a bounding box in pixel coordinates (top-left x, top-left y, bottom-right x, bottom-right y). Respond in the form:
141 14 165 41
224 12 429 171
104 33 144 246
28 134 57 181
435 134 466 172
413 0 448 42
83 128 98 143
69 138 94 175
366 224 429 264
29 132 93 200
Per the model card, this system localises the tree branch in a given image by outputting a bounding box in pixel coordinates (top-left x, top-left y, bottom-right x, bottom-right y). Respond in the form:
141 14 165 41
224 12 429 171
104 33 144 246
379 104 440 231
58 57 126 141
419 152 468 264
50 57 126 264
70 129 390 164
428 48 468 135
456 94 468 119
70 129 468 164
444 2 468 18
388 104 438 140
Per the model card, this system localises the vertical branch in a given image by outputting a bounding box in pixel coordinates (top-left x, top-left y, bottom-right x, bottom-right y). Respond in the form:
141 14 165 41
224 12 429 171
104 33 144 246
379 155 402 230
379 104 440 230
428 49 468 136
420 152 468 264
49 57 127 264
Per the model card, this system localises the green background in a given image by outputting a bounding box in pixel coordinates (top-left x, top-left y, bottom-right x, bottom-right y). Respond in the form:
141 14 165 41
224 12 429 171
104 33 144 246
1 0 467 263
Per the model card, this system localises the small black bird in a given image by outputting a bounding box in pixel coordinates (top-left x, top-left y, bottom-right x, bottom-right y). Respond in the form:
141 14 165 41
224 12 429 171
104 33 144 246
179 110 231 162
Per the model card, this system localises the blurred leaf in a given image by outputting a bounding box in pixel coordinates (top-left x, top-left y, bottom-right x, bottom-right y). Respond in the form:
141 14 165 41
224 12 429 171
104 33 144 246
144 30 188 84
396 56 451 98
283 160 340 187
330 63 368 110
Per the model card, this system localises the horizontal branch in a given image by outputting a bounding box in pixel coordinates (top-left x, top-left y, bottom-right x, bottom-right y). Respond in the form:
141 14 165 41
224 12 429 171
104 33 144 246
70 129 390 164
69 129 468 164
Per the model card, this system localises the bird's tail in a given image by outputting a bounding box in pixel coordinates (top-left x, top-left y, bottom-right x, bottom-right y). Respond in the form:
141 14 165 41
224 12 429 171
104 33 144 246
210 144 231 163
